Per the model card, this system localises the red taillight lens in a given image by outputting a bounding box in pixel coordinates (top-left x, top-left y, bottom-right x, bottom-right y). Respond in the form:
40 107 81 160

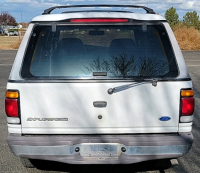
70 19 128 23
5 98 18 117
181 97 194 116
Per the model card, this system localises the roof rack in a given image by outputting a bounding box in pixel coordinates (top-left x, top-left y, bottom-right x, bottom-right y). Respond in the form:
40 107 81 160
42 5 156 15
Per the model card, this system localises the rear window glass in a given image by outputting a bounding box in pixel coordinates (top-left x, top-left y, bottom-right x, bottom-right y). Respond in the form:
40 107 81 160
21 24 178 79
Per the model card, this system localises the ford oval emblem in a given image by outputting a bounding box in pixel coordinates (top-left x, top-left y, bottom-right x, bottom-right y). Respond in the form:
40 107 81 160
159 117 171 121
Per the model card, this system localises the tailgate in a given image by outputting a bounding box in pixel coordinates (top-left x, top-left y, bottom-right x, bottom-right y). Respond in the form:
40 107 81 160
8 81 192 134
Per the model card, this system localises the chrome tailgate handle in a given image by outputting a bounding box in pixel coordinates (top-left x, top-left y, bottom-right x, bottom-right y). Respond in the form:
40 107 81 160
93 101 107 108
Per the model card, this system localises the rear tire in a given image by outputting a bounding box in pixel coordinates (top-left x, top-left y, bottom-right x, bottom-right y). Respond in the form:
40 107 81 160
20 158 35 168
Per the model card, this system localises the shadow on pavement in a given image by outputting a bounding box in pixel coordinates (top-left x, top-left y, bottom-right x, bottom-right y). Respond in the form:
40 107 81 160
31 159 172 173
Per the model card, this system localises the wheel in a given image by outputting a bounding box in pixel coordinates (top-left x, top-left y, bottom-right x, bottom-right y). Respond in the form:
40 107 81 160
20 158 35 168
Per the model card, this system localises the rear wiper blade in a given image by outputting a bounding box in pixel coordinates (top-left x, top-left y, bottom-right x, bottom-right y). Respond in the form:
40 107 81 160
107 79 158 95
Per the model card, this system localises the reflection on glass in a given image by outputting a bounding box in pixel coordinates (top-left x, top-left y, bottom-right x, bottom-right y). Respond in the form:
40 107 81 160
22 25 178 79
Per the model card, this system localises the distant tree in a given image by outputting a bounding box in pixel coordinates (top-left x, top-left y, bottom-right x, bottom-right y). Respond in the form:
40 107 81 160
183 11 200 30
0 11 17 26
0 11 17 34
165 7 179 29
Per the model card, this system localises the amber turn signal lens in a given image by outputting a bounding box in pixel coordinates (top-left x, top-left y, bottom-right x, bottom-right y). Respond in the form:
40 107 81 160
181 90 194 97
6 91 19 99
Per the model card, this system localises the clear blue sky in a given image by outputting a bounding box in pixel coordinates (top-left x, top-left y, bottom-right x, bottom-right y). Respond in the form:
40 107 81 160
1 0 200 23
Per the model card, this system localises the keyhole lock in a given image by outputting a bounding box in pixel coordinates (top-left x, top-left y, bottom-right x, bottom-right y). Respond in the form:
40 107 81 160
98 115 102 119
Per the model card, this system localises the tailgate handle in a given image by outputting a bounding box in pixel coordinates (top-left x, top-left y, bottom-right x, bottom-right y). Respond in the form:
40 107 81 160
93 101 107 108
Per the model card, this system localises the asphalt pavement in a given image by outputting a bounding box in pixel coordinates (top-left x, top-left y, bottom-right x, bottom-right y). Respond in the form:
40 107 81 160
0 50 200 173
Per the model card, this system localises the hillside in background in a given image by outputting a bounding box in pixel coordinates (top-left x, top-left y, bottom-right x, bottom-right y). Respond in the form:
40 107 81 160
174 26 200 50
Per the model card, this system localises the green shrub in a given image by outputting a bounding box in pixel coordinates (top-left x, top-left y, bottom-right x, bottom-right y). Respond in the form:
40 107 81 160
8 28 19 32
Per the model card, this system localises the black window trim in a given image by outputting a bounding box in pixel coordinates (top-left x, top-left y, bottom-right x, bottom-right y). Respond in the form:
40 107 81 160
19 21 180 81
8 77 191 83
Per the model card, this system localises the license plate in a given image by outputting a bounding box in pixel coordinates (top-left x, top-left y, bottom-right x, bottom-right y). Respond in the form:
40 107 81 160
80 143 119 157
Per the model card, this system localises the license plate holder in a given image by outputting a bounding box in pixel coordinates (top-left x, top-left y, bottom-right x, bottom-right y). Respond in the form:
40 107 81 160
80 143 119 157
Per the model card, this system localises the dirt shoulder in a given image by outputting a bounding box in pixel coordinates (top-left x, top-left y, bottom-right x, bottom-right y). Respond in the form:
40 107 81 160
0 36 22 50
174 26 200 50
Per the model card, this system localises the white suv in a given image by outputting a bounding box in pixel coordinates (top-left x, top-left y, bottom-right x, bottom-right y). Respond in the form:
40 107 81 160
5 5 194 168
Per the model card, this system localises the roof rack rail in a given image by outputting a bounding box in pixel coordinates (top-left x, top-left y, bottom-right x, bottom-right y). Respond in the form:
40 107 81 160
42 5 156 15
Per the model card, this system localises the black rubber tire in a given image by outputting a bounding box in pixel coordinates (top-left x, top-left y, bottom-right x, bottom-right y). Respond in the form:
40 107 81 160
20 158 35 168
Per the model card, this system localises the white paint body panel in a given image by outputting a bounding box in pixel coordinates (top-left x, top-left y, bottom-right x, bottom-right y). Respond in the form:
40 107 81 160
7 124 21 134
32 12 165 22
179 123 193 132
7 81 192 134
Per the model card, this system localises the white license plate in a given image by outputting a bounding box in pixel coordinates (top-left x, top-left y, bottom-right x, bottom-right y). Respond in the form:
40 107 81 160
80 143 119 157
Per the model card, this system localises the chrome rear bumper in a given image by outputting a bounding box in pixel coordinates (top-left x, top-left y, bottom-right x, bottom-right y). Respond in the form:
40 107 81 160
8 133 193 164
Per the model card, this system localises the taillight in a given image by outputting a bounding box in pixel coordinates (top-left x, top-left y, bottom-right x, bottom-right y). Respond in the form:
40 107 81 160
70 18 128 23
180 89 194 123
181 98 194 115
5 91 20 124
5 98 18 117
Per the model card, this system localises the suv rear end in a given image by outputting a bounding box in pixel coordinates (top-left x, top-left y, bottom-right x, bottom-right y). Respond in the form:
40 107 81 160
6 5 194 166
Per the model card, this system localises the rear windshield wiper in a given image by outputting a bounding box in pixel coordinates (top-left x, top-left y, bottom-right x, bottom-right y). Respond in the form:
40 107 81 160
107 79 158 95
